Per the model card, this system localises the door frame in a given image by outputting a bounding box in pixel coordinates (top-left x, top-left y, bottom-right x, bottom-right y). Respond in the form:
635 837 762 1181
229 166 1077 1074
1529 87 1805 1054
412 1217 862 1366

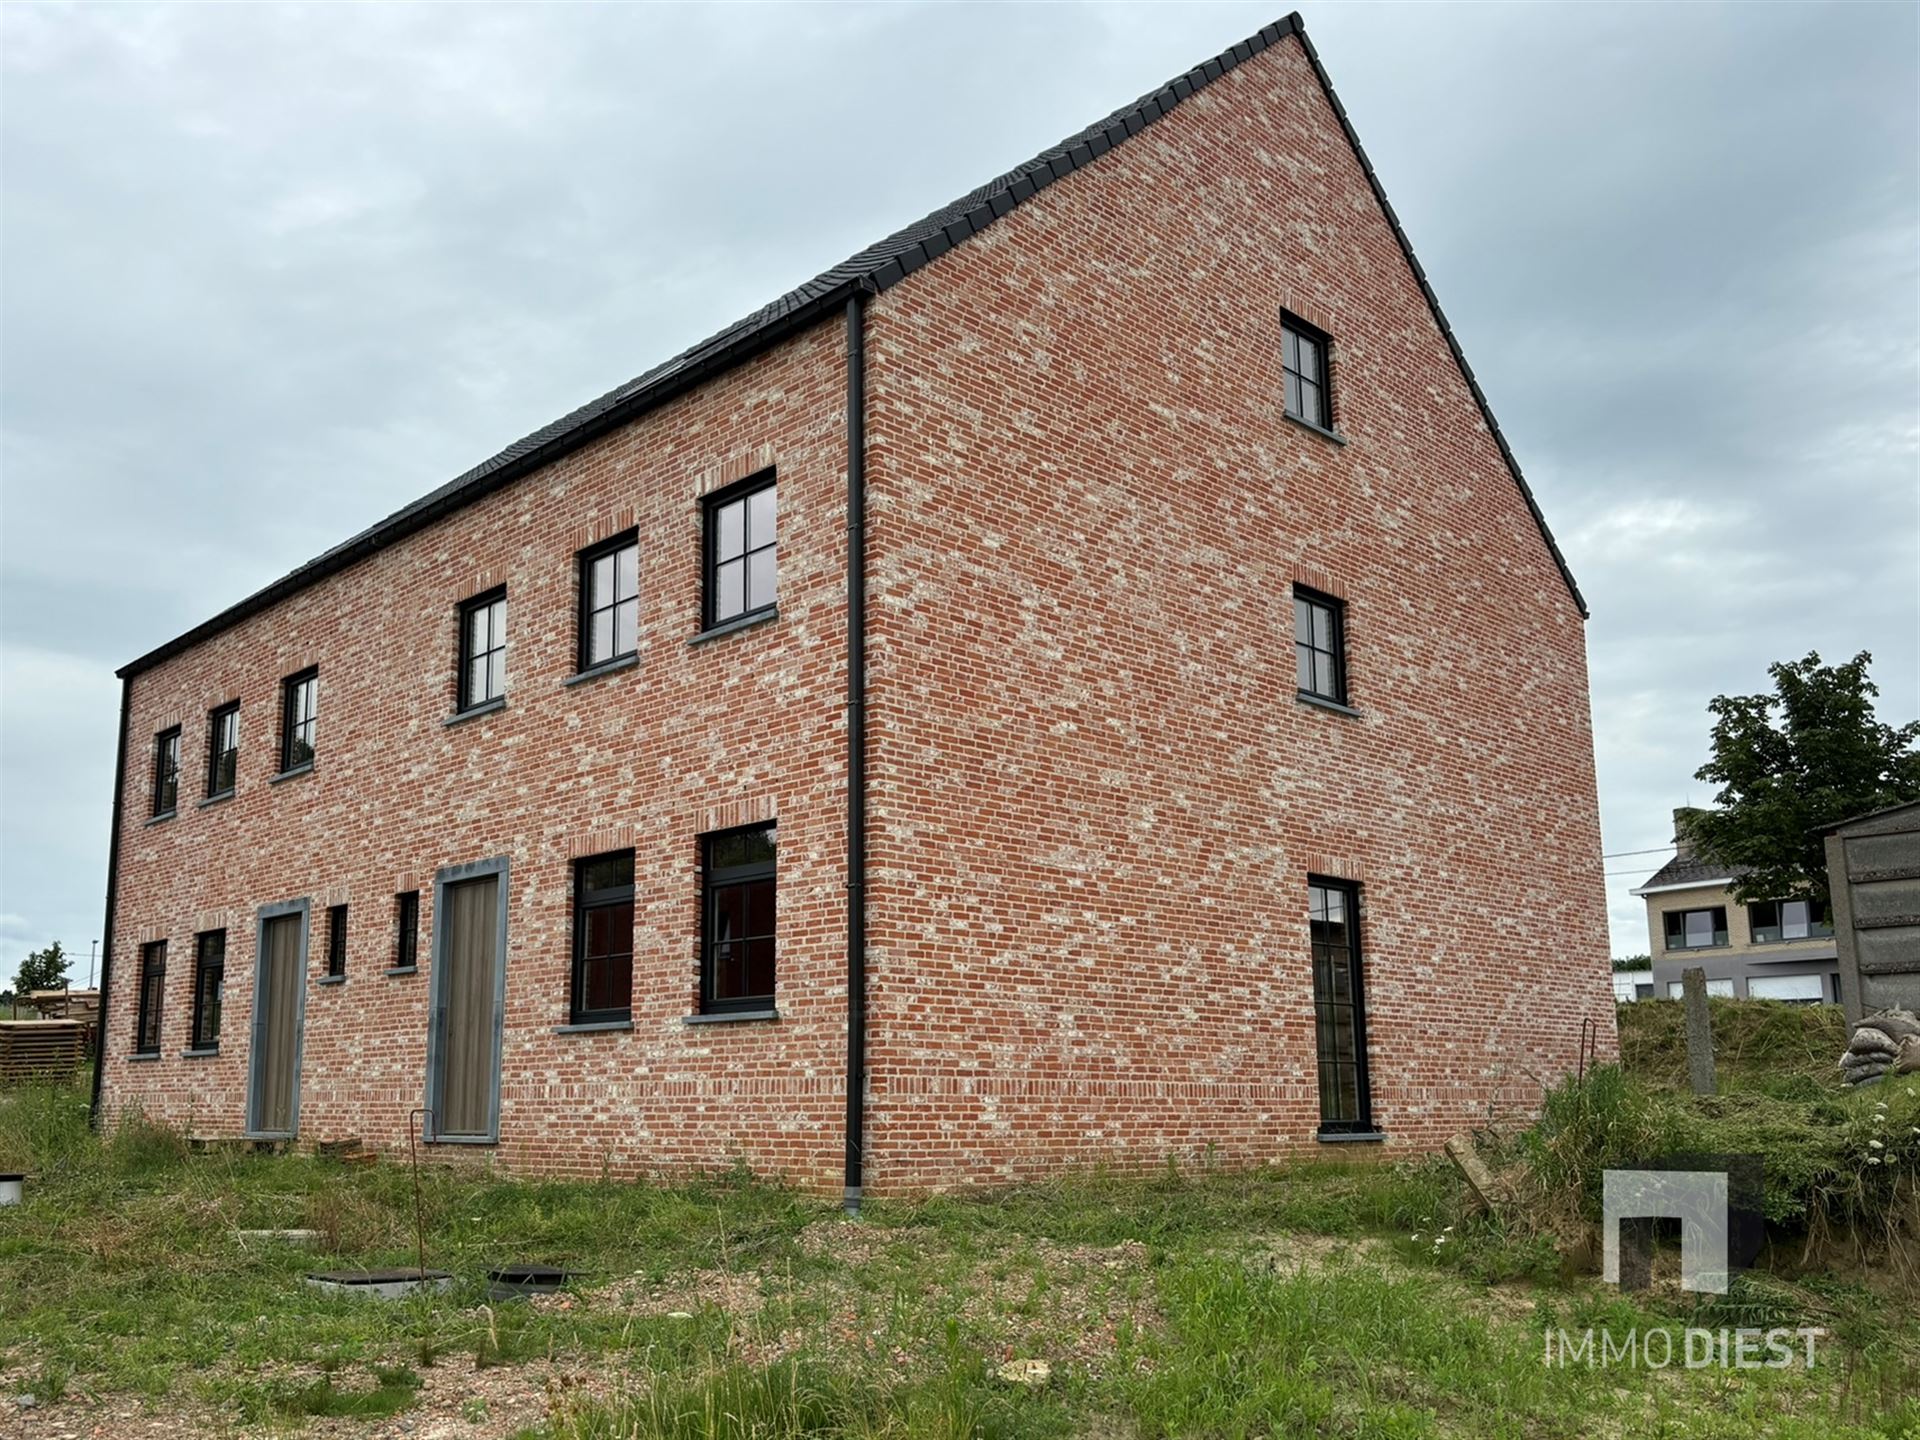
246 897 310 1139
423 855 510 1144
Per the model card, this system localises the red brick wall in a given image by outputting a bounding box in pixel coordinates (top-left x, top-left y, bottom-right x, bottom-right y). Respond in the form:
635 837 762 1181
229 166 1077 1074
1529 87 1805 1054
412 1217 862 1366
100 323 858 1188
857 35 1612 1190
99 30 1614 1194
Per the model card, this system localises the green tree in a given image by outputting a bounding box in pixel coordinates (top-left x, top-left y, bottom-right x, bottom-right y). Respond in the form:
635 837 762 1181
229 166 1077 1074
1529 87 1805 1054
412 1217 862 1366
1690 651 1920 905
12 940 69 996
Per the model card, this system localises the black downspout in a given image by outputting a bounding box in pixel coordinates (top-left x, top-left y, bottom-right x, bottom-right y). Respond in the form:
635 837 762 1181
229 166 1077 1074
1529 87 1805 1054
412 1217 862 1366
843 287 870 1214
90 677 132 1130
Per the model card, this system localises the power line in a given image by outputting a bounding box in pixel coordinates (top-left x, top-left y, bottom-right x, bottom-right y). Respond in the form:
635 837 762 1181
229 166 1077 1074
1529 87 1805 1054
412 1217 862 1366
1601 846 1676 859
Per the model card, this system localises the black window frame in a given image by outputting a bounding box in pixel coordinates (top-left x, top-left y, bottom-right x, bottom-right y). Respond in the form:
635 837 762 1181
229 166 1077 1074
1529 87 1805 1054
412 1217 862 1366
1747 898 1832 945
1281 312 1333 430
570 849 636 1025
577 530 640 673
1663 906 1729 951
1294 587 1349 706
279 667 318 774
134 940 166 1055
325 904 348 979
393 891 420 972
700 822 777 1015
151 726 181 817
1308 877 1374 1136
205 702 239 800
190 929 225 1050
455 587 508 713
702 471 778 629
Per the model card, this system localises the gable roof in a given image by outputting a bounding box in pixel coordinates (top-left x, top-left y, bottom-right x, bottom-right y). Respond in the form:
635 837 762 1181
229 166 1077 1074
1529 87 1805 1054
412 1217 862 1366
1631 854 1741 896
119 11 1585 679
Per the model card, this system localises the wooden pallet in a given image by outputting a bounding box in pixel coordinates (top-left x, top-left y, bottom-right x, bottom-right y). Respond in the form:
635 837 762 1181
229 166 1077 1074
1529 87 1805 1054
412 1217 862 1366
0 1020 85 1084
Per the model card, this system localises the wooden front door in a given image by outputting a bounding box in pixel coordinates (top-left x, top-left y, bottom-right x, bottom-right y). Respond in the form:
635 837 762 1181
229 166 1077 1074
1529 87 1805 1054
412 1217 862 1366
249 910 305 1136
432 873 501 1140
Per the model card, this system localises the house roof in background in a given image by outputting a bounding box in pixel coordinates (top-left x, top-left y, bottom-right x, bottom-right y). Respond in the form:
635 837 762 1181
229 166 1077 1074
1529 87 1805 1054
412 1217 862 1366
1631 854 1742 895
119 10 1584 680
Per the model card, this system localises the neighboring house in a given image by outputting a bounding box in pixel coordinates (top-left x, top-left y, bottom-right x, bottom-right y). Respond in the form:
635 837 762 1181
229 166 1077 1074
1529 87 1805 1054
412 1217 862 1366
1612 966 1654 1003
92 15 1612 1197
1824 799 1920 1023
1631 809 1840 1004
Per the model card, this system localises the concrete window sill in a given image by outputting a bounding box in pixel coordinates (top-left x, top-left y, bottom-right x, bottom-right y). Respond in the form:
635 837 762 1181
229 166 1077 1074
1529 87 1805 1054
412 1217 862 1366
1316 1129 1387 1145
198 792 235 810
562 654 639 688
127 1052 162 1063
1296 691 1361 718
444 697 506 727
144 811 177 827
316 975 346 987
1283 411 1348 446
683 1009 779 1025
385 966 419 978
270 763 315 785
688 607 778 647
554 1019 633 1035
181 1047 220 1059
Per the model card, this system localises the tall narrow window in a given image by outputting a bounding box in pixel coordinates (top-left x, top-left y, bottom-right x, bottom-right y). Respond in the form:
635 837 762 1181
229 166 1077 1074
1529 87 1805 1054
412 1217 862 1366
206 703 239 799
1294 588 1348 705
457 588 507 711
1282 314 1332 429
571 851 635 1024
1308 879 1373 1135
325 904 348 979
1663 907 1727 950
578 532 639 671
190 930 225 1050
151 727 181 817
702 824 776 1014
705 473 777 627
135 941 166 1055
280 668 317 772
394 891 420 972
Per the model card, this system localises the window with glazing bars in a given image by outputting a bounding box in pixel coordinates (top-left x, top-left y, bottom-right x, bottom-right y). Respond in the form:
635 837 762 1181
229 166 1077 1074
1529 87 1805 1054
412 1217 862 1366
1308 879 1373 1134
705 474 777 627
280 668 317 772
151 727 181 816
135 941 166 1055
190 930 224 1049
206 703 239 798
702 824 775 1013
578 532 639 671
571 851 634 1024
457 588 507 711
1282 314 1332 428
1294 588 1348 704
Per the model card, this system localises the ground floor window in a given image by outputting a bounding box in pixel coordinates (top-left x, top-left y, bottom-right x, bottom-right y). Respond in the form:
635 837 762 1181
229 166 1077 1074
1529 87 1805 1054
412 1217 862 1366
702 824 775 1014
572 850 635 1023
190 931 224 1048
1308 878 1372 1134
135 941 166 1055
1666 977 1736 999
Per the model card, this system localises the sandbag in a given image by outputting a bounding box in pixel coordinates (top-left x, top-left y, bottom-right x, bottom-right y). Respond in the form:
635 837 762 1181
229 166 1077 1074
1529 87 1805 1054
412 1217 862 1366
1841 1053 1891 1078
1850 1027 1899 1057
1864 1009 1920 1044
1897 1034 1920 1075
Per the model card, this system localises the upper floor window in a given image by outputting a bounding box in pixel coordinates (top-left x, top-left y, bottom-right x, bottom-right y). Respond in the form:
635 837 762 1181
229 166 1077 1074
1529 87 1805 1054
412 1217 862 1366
1282 314 1332 429
279 668 317 773
458 588 507 712
151 727 181 817
135 941 166 1055
1294 588 1348 705
702 823 775 1014
571 850 635 1025
1663 906 1727 951
578 532 639 672
705 474 777 628
190 930 225 1050
206 703 239 799
1749 898 1832 945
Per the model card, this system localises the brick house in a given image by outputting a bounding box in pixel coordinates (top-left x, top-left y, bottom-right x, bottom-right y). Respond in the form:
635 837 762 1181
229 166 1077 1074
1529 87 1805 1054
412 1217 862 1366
92 13 1614 1199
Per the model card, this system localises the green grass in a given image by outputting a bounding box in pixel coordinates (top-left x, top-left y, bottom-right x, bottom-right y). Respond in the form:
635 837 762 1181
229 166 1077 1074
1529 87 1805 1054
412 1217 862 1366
1618 998 1850 1099
5 1067 1919 1437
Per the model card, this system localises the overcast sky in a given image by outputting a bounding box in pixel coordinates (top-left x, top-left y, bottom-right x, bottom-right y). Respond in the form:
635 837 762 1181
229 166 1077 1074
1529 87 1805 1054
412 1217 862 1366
2 2 1915 984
